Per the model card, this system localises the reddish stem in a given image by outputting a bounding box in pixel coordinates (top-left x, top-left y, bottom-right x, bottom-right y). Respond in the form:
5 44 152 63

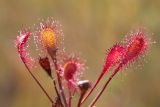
50 54 68 107
81 65 110 105
53 57 68 107
53 80 64 107
89 65 122 107
68 91 72 107
22 60 54 104
48 48 68 107
77 92 85 107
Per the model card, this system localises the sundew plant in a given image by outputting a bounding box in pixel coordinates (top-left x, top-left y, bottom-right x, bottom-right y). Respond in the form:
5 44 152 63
15 18 150 107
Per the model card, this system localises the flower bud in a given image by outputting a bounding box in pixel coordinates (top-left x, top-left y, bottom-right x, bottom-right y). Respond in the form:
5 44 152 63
78 80 91 94
39 57 52 78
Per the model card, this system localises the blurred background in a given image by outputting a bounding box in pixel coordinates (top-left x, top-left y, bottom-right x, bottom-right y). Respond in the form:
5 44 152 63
0 0 160 107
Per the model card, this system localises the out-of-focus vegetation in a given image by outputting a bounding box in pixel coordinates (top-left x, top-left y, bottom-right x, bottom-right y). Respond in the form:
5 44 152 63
0 0 160 107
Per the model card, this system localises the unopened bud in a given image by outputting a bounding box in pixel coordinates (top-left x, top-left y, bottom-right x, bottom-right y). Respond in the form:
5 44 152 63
39 57 52 78
78 80 91 94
